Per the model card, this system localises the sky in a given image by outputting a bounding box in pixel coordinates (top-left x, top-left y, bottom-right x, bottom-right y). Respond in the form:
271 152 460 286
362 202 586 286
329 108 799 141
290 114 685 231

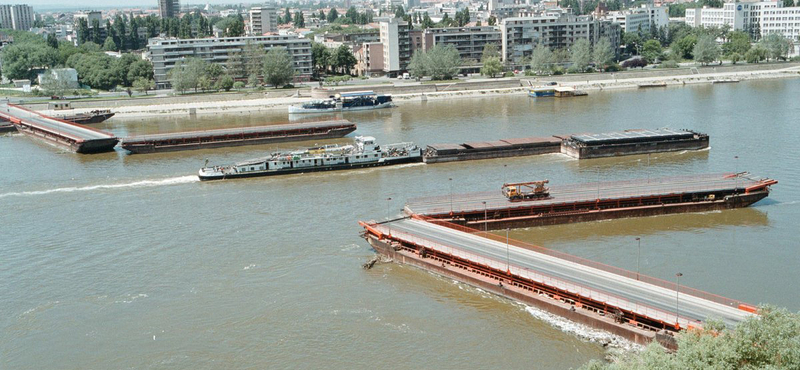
25 0 263 12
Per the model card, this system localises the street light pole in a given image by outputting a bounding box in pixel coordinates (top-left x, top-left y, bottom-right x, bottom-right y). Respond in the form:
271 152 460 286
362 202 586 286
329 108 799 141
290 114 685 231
449 177 453 213
482 201 488 233
675 275 682 326
506 227 510 274
636 237 641 280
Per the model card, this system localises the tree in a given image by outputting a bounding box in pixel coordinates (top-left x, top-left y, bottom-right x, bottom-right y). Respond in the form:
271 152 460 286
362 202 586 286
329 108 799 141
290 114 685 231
693 34 720 65
745 44 768 63
226 51 246 79
411 45 461 80
394 5 405 19
488 16 497 26
671 34 698 60
168 57 207 92
593 37 615 71
723 31 751 56
729 52 742 64
294 11 305 28
215 75 234 91
132 77 155 95
263 47 295 87
622 32 642 55
759 33 790 61
421 13 435 29
327 8 339 23
103 37 118 52
0 43 59 80
311 42 332 76
642 39 663 63
243 42 266 79
571 38 592 72
481 44 500 62
46 33 58 49
233 81 245 90
127 60 154 84
530 44 553 75
481 56 503 78
330 45 357 74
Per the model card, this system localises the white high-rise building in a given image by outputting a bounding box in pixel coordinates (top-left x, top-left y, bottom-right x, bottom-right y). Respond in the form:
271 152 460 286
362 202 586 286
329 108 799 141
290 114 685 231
606 5 669 34
685 0 779 37
249 6 278 35
379 17 411 75
0 4 34 31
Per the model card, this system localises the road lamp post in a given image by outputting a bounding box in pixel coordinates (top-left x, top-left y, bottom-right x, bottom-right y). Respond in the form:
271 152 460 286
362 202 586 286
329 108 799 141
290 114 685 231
449 177 453 213
482 201 488 233
636 237 641 280
506 227 511 274
675 272 683 329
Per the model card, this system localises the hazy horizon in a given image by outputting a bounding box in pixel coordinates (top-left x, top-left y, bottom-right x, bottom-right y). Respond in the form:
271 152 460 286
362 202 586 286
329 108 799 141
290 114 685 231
24 0 268 12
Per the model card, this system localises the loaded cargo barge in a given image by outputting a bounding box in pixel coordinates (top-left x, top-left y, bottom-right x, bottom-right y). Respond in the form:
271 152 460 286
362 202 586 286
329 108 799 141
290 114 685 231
561 129 709 159
404 173 777 230
0 103 118 153
361 217 757 347
422 129 707 163
120 120 356 154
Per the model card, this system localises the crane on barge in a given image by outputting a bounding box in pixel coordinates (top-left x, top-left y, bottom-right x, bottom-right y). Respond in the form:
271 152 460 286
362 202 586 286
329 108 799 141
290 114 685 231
501 180 551 201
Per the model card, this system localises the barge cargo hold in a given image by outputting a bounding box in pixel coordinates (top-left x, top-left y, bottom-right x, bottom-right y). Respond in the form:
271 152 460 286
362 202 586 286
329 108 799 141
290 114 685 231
56 110 115 124
404 173 777 230
423 136 563 163
360 217 756 346
561 129 709 159
120 120 356 154
0 103 118 153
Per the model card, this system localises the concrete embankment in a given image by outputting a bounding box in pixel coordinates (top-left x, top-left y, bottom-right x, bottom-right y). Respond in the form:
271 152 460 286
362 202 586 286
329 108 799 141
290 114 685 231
21 62 800 119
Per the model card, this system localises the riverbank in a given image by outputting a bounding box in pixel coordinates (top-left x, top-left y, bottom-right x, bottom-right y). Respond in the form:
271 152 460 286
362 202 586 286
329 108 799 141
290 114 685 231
31 62 800 119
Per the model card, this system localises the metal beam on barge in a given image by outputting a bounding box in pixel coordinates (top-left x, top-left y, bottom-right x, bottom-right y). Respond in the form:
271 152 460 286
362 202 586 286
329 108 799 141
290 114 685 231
360 217 758 345
0 103 118 153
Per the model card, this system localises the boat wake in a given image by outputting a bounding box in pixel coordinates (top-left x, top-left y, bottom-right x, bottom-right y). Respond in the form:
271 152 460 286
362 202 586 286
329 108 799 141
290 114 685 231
0 175 198 199
523 306 642 351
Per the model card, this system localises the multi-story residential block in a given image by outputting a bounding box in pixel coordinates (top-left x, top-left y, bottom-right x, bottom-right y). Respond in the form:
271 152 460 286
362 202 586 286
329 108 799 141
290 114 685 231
422 26 503 63
379 17 411 75
73 11 102 26
315 30 380 49
249 6 278 35
500 11 620 64
146 35 312 89
355 42 384 76
159 0 181 19
760 6 800 39
0 4 34 31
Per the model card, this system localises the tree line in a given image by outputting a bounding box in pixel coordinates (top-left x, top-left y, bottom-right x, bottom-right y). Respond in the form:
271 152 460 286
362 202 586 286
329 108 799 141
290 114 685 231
310 42 357 78
169 46 295 92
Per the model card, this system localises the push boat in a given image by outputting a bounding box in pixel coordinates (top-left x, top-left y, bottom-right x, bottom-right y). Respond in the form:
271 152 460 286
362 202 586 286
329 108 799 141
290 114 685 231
288 91 393 113
198 136 421 180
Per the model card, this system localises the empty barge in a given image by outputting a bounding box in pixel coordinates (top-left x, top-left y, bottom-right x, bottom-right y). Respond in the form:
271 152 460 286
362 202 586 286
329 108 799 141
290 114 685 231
423 136 563 163
119 120 356 154
562 129 709 159
404 173 777 230
0 103 118 153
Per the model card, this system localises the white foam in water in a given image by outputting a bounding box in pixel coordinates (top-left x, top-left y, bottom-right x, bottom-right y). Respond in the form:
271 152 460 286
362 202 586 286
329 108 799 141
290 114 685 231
0 175 198 199
523 305 643 352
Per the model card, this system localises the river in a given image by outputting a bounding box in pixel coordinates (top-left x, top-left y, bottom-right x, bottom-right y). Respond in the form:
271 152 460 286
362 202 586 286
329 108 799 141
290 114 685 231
2 79 798 369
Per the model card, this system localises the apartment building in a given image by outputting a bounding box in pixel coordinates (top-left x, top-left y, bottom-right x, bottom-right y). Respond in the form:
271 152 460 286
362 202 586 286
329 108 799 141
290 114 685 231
147 35 312 88
355 42 384 76
760 6 800 39
685 0 779 37
159 0 181 19
73 11 102 26
249 6 278 35
379 17 411 75
605 5 669 34
0 4 34 31
422 26 503 63
500 11 620 64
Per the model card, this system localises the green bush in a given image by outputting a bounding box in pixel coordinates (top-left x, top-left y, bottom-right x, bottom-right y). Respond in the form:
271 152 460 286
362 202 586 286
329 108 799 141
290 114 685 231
604 63 621 72
659 60 679 68
502 71 515 77
566 66 582 74
551 66 565 75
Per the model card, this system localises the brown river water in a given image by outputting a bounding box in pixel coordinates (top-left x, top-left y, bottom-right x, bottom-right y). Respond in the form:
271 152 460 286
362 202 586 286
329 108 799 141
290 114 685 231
2 80 798 369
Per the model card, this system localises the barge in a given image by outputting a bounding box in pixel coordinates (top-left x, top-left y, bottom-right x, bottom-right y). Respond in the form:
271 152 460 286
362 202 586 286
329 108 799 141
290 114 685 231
423 136 563 163
120 120 356 154
561 129 708 159
403 172 777 230
360 217 756 347
288 91 393 113
56 109 115 124
0 103 118 153
198 136 421 180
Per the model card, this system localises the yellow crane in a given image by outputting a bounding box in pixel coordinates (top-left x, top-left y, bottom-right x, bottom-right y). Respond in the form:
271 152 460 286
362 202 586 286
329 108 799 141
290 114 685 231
501 180 551 201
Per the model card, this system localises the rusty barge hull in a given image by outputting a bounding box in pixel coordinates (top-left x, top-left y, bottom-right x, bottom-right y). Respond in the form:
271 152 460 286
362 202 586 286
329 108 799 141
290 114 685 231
363 231 660 347
562 129 709 159
120 120 356 154
423 137 563 163
1 104 118 154
405 173 777 231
